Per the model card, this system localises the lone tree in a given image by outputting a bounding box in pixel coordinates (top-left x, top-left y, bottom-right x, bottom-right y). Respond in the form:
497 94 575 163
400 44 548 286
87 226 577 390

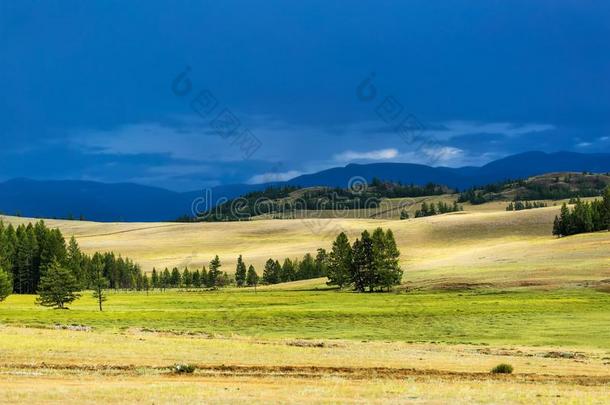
36 261 81 309
91 257 108 311
235 255 247 287
0 267 12 303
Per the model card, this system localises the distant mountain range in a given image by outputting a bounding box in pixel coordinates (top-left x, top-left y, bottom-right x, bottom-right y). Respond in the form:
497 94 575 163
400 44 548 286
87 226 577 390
1 151 610 222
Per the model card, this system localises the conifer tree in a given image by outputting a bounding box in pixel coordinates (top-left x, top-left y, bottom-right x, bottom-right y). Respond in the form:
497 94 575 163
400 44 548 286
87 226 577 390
208 256 222 288
0 267 12 303
91 257 108 311
235 255 247 287
182 268 192 288
246 265 259 287
151 268 159 289
262 258 280 284
36 261 81 309
192 269 201 288
327 232 352 289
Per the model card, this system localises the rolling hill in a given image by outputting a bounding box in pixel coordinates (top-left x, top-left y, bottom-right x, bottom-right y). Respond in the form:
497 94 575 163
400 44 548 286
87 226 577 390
2 198 609 290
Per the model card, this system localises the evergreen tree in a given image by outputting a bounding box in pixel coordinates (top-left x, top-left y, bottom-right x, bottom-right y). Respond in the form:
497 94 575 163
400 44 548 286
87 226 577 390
36 261 81 309
246 265 259 287
297 253 316 280
170 267 181 288
182 268 192 288
151 268 159 289
235 255 247 287
162 268 171 291
192 269 201 288
200 266 208 288
315 248 328 277
66 236 84 287
90 256 108 311
327 232 352 289
373 228 402 291
0 267 12 303
280 258 295 282
141 273 149 294
262 258 280 284
208 256 222 288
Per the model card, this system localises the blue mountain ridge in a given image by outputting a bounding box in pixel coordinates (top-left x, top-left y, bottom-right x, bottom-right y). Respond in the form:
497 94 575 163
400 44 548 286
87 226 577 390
1 152 609 222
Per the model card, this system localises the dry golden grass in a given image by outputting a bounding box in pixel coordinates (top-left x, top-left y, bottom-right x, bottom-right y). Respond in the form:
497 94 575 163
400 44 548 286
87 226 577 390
1 326 609 404
2 199 608 289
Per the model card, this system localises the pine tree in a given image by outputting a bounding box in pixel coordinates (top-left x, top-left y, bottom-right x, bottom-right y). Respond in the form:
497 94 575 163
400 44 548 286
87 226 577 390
351 231 375 292
315 248 328 277
200 266 208 288
151 268 159 289
0 267 12 303
182 268 192 288
66 236 84 287
262 258 279 284
280 258 295 282
246 265 259 287
162 268 171 291
235 255 247 287
36 261 81 309
208 256 222 288
170 267 181 287
374 228 402 291
142 273 150 295
192 269 201 288
602 186 610 230
327 232 352 289
91 257 108 311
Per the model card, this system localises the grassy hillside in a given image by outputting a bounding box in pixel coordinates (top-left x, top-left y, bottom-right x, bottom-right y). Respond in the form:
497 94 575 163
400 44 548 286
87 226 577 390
2 198 608 289
2 197 610 403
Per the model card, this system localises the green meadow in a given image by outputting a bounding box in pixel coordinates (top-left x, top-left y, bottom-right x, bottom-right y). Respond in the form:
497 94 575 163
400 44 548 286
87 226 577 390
2 286 609 349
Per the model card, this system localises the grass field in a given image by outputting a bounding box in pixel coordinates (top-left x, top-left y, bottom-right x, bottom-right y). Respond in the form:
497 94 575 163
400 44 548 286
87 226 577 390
1 201 610 403
2 198 609 290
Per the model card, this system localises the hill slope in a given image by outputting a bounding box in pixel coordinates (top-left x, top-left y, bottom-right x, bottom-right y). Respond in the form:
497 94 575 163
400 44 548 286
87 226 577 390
2 200 609 290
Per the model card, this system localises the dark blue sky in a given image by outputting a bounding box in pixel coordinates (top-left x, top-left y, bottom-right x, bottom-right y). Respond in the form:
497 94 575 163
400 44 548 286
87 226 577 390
2 0 609 191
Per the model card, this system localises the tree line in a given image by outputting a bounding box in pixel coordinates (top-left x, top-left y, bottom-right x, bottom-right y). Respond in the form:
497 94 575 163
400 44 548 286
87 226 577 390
506 201 548 211
150 255 232 290
552 188 610 237
0 220 143 294
414 201 463 218
326 228 402 292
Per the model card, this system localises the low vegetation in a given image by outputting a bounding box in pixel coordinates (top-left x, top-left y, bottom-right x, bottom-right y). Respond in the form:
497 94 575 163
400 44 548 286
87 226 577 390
491 363 514 374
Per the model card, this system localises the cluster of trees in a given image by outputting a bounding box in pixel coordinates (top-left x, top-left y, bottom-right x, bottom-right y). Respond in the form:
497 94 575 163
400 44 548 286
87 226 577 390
259 250 328 285
0 220 143 294
326 228 402 292
459 174 610 205
552 189 610 237
194 180 453 222
414 201 462 218
369 178 451 198
506 201 548 211
150 256 232 289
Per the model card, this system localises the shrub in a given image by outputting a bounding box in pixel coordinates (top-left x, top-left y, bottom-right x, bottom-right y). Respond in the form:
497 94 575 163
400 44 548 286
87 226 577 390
173 364 196 374
491 363 513 374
